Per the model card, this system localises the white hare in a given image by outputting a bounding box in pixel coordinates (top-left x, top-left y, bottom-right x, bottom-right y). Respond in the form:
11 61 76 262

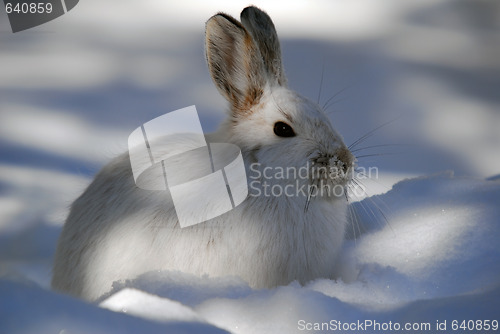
52 6 355 301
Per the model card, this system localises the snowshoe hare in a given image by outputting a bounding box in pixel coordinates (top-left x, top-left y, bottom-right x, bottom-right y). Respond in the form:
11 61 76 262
52 6 355 301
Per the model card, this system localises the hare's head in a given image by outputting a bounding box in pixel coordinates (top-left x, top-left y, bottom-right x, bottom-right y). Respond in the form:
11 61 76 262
206 7 354 200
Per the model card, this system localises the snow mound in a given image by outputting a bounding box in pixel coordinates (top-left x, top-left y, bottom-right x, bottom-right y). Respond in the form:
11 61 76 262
1 173 499 334
99 288 205 323
0 276 229 334
97 173 500 333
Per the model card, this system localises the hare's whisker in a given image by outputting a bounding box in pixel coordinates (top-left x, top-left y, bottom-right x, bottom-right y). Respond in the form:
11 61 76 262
351 143 408 154
322 86 350 111
348 117 400 150
317 60 325 104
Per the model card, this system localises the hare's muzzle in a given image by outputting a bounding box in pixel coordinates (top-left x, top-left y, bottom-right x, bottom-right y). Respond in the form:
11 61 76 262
311 146 355 187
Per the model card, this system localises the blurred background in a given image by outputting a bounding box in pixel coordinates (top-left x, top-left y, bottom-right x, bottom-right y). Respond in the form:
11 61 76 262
0 0 499 287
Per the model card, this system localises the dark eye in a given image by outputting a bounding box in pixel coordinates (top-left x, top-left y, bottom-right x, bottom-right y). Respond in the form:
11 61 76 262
273 121 295 137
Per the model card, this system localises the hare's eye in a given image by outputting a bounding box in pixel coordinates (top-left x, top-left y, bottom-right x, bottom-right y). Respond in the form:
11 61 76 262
274 121 295 138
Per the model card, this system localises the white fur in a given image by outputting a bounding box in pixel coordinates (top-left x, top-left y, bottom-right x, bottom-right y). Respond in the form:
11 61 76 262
52 6 354 301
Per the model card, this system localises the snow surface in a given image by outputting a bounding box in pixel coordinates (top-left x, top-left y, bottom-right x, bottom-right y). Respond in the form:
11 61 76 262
3 173 499 334
94 173 500 333
1 0 499 333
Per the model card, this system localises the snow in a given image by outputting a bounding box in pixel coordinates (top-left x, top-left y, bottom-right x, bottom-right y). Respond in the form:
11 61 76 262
100 288 205 323
92 173 500 334
0 276 228 334
1 0 499 333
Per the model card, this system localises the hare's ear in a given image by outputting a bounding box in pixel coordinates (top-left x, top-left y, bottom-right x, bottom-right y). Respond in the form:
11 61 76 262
240 6 286 86
205 13 266 113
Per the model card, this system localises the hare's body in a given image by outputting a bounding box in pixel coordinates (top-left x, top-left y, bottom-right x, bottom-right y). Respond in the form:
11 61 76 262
52 7 354 301
52 150 347 301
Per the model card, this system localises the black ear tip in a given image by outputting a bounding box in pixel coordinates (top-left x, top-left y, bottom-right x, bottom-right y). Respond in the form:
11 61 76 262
241 6 265 18
241 6 275 29
242 5 259 13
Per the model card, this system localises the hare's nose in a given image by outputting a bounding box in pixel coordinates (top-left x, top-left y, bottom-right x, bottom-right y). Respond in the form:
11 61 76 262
337 146 353 163
313 147 354 175
330 146 354 175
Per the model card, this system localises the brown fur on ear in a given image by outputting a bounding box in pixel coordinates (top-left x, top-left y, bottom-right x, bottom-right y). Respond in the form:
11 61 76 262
240 6 286 86
205 13 265 115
